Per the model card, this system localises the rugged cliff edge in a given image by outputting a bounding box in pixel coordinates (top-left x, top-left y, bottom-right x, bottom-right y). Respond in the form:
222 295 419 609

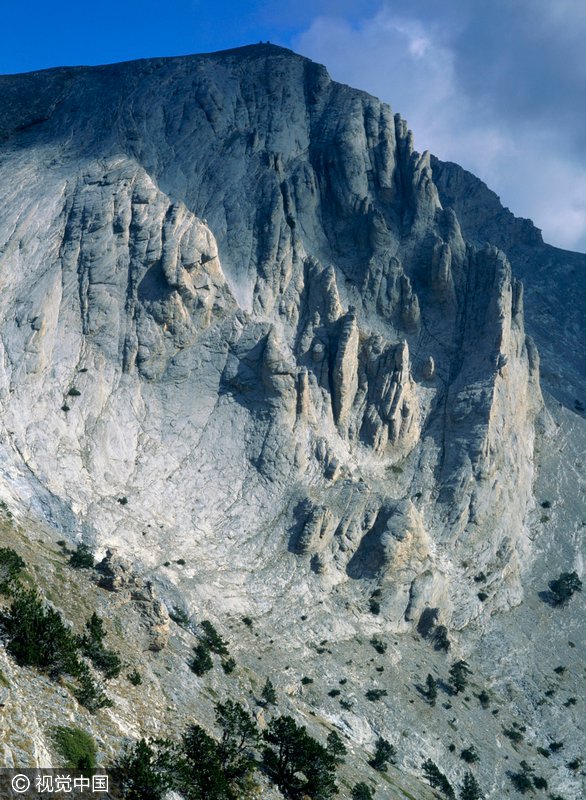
0 45 584 798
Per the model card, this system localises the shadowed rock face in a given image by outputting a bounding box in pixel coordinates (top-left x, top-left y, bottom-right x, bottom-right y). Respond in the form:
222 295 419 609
0 44 549 631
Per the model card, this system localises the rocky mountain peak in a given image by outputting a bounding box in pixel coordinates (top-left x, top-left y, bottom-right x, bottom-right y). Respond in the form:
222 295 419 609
0 46 584 798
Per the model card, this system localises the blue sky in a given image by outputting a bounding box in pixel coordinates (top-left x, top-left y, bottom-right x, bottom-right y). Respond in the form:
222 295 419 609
2 1 585 252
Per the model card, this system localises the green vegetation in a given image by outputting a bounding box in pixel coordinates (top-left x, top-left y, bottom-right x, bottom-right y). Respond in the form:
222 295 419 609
548 571 582 606
425 673 438 705
127 669 142 686
262 715 338 798
74 664 113 712
0 563 113 713
78 612 122 679
503 727 524 745
0 547 25 593
369 636 387 654
460 771 484 800
113 739 171 800
69 543 94 569
365 689 387 702
221 657 236 674
0 587 80 678
368 737 396 771
449 659 472 694
169 607 190 627
433 625 450 652
421 759 455 799
460 746 479 764
352 782 375 800
200 620 229 655
261 677 277 706
477 690 490 709
327 731 347 765
509 761 533 793
369 589 382 615
190 643 213 676
51 726 97 770
369 597 381 615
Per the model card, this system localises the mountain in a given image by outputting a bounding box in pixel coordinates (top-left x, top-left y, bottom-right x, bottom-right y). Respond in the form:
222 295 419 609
0 44 584 799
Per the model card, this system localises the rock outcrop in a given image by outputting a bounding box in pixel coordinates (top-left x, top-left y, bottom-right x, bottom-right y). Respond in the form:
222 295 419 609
0 44 545 638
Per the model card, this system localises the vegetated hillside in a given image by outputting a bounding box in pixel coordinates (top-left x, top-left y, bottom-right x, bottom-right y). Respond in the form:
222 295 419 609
0 45 584 798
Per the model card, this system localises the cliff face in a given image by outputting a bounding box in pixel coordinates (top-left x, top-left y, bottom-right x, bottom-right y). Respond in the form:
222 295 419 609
0 45 544 631
1 45 585 800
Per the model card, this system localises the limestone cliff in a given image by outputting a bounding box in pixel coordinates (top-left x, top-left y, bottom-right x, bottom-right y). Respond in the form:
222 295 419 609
0 44 584 800
0 45 543 633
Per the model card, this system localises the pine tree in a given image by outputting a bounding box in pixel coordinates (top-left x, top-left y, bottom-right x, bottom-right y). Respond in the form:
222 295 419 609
261 677 277 705
0 547 25 593
200 620 229 655
1 587 81 678
215 700 258 783
352 783 375 800
426 673 438 705
78 613 122 679
460 771 484 800
262 715 338 799
113 739 171 800
422 759 455 799
548 571 582 606
369 737 396 772
74 664 113 712
433 625 451 652
69 543 94 569
326 731 347 765
178 724 231 799
449 659 472 694
190 643 213 675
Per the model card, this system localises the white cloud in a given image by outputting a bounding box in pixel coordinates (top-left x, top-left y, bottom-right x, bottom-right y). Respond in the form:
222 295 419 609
293 4 586 252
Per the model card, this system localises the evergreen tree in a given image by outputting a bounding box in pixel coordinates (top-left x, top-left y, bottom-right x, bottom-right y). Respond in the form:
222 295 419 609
326 730 347 765
74 664 113 712
368 737 396 771
177 724 232 800
261 677 277 706
78 613 122 679
113 739 170 800
548 571 582 606
190 643 213 675
200 620 229 655
352 783 375 800
433 625 451 652
449 659 472 694
262 715 338 799
0 547 25 593
421 759 455 799
426 673 438 705
1 587 81 678
460 746 479 764
460 771 484 800
215 700 258 784
69 543 94 569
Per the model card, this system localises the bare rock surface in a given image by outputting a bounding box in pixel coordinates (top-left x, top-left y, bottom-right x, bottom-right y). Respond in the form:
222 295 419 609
0 44 583 797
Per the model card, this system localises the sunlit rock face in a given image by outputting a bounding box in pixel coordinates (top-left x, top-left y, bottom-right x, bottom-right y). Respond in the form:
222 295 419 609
0 44 544 632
